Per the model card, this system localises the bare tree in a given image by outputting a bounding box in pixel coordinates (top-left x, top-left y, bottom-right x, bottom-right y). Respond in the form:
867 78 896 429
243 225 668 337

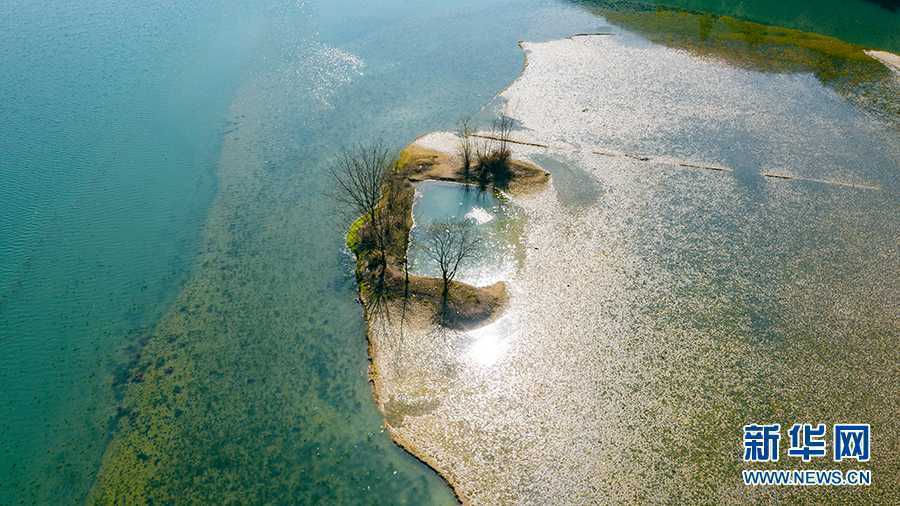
457 117 473 178
330 143 393 277
492 115 513 160
422 221 481 302
379 169 413 295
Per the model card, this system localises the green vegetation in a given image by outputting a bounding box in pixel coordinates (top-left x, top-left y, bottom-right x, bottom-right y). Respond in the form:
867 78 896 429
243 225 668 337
574 0 900 52
579 4 899 120
604 9 879 73
345 214 368 252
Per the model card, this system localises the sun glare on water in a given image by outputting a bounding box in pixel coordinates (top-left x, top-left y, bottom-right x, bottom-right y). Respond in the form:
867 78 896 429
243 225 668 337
465 314 520 367
465 207 495 225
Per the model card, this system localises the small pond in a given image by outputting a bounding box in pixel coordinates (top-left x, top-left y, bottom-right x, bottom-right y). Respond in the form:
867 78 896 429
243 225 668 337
407 180 523 287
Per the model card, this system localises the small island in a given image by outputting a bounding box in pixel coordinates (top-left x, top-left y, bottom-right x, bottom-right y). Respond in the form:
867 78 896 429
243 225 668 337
342 119 548 331
336 118 548 503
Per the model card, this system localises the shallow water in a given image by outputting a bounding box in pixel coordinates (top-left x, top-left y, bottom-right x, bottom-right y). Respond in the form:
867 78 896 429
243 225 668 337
2 0 898 503
1 1 250 501
575 0 900 52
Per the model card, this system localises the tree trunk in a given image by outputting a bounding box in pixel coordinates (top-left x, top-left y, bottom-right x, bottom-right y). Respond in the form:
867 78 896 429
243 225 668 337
403 257 409 299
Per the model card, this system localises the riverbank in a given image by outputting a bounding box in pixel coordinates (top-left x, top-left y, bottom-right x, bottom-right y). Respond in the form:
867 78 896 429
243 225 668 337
866 50 900 73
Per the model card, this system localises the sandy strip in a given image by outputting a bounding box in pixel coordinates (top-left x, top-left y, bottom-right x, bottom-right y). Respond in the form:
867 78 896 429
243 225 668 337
865 50 900 72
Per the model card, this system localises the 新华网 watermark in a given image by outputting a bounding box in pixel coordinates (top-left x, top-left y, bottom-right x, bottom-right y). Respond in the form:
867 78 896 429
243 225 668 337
741 423 871 486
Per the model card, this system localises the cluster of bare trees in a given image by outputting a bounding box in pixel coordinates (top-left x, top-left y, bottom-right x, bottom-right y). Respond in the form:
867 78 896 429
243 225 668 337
332 142 482 304
457 115 514 187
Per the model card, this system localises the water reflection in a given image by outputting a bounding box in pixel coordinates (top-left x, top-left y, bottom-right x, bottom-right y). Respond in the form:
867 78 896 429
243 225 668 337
408 181 524 287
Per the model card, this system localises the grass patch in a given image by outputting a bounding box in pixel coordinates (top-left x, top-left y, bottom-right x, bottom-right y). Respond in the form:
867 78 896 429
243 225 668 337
600 9 889 86
346 214 368 253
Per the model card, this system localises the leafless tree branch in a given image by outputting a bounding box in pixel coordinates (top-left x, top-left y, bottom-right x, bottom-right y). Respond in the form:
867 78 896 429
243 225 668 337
457 117 473 178
422 221 481 302
330 143 396 283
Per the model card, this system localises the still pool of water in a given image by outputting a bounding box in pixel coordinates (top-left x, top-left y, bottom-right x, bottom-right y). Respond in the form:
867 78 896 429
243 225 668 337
408 181 523 287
